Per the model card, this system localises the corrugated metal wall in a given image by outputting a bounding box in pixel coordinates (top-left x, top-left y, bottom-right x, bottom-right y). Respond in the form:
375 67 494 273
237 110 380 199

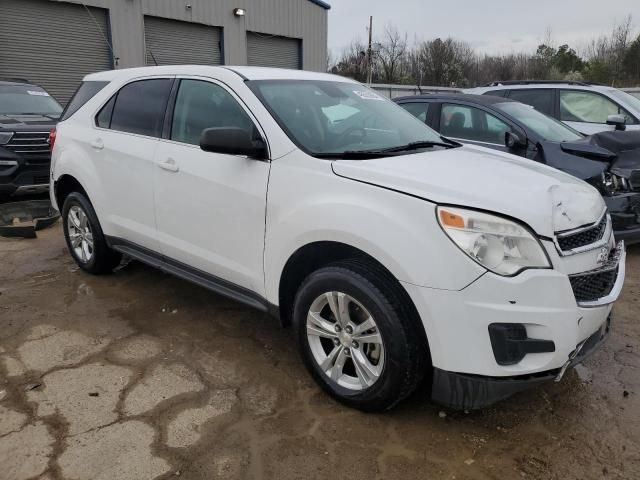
0 0 113 103
247 33 301 69
143 16 222 66
50 0 327 71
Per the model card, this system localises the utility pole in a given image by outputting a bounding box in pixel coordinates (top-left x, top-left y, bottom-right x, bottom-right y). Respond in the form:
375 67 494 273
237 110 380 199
367 16 373 85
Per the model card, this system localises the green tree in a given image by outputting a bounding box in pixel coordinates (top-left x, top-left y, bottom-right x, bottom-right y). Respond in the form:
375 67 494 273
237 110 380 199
554 45 585 74
623 35 640 84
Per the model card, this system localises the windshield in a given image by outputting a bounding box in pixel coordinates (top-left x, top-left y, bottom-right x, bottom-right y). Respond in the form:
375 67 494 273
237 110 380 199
0 85 62 116
248 80 448 157
606 88 640 113
495 102 583 143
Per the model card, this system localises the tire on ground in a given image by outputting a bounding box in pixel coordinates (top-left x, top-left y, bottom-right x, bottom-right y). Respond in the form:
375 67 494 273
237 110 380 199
61 191 121 274
292 258 429 412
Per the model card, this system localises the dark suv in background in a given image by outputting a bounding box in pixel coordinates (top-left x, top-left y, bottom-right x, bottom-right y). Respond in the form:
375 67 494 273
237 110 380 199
0 80 62 200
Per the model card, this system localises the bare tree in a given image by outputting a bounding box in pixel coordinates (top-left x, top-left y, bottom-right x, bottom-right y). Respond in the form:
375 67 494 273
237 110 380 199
377 25 408 84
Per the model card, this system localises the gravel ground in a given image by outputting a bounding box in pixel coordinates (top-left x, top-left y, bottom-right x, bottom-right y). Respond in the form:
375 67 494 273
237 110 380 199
0 223 638 480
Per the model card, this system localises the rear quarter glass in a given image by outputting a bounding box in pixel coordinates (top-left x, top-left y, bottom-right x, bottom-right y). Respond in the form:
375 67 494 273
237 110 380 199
60 81 110 120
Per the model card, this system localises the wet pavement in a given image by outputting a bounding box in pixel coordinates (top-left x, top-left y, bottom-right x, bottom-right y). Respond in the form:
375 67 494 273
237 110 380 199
0 223 638 480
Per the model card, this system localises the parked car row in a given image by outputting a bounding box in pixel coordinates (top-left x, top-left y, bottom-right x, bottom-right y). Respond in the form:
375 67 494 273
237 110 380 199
49 66 625 411
395 93 640 245
466 81 640 135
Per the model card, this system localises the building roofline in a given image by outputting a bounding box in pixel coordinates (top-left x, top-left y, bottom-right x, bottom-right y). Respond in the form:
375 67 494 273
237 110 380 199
307 0 331 9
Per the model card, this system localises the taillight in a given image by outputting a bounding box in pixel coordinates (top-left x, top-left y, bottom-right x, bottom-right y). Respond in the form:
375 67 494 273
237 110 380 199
48 127 57 151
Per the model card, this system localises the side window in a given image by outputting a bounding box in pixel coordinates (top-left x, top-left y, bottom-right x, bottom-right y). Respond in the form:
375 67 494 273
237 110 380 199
508 89 554 116
109 79 173 137
171 79 255 146
61 81 109 120
559 90 633 124
441 104 511 144
399 102 430 123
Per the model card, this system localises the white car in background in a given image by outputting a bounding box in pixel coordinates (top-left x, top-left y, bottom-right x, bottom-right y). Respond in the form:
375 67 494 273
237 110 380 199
466 81 640 135
50 66 624 411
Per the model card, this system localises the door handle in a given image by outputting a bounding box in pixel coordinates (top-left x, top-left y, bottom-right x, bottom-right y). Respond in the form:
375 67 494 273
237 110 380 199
90 138 104 150
157 158 179 172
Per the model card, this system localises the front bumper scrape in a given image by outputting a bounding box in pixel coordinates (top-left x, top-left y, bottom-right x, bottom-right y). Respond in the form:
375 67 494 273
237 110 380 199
431 315 611 410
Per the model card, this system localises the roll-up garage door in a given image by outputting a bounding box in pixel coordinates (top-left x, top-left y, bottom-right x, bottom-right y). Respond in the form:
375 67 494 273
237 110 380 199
144 17 222 66
0 0 113 105
247 32 302 70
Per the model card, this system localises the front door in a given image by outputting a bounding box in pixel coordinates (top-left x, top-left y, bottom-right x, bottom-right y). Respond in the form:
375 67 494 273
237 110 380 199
153 78 270 295
559 89 640 134
439 103 513 153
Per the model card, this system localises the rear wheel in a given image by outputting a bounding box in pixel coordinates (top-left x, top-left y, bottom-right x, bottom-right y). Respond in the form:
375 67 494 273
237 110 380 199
62 192 121 274
293 259 427 412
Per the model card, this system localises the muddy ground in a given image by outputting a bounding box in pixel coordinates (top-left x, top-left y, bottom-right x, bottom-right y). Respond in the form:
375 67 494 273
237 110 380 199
0 223 638 480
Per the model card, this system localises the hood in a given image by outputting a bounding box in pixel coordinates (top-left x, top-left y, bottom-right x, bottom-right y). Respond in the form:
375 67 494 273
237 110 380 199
0 113 59 128
331 145 605 237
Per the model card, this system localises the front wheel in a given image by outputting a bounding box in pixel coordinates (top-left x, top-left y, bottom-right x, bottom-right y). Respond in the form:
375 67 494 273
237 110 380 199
293 259 428 412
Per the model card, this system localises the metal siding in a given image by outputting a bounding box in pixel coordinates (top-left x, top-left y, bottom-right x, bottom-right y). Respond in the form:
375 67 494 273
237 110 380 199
247 33 301 69
1 0 327 75
143 16 222 66
0 0 113 104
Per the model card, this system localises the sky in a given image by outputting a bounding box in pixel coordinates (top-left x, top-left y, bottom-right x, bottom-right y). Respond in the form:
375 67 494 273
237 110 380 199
327 0 638 57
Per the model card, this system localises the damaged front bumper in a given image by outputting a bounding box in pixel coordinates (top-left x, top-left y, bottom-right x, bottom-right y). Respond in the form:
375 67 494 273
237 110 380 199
430 315 611 410
605 192 640 245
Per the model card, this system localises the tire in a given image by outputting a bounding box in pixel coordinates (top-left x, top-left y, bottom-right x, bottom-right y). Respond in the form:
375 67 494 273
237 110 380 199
61 192 121 274
293 259 428 412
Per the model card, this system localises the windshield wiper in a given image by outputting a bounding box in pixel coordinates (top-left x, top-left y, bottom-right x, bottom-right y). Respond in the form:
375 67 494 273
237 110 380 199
314 150 396 159
380 140 456 153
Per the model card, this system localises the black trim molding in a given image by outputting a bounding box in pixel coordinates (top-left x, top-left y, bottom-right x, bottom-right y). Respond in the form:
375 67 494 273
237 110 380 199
106 236 274 315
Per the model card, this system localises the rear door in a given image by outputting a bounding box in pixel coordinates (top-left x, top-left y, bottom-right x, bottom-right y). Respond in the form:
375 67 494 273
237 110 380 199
505 89 556 117
153 78 270 295
92 77 173 251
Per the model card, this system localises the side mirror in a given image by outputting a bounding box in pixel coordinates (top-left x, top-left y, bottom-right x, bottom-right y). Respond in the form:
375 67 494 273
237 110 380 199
199 127 267 159
505 131 526 150
606 114 626 131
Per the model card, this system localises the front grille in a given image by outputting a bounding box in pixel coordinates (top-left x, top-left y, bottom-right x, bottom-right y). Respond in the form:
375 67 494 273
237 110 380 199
570 268 618 302
5 131 51 159
557 214 607 252
568 243 622 303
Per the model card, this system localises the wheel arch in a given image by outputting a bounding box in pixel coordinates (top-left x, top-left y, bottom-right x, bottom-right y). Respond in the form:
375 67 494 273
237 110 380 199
54 174 89 211
277 241 429 349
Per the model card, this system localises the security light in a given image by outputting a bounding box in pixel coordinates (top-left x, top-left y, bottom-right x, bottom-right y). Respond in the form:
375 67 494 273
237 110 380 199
233 8 246 16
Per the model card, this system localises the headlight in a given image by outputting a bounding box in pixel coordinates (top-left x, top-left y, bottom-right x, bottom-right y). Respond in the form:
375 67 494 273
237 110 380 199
437 206 551 276
0 132 14 145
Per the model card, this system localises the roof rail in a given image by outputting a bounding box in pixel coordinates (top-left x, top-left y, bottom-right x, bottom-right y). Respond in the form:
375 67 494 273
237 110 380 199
484 80 592 87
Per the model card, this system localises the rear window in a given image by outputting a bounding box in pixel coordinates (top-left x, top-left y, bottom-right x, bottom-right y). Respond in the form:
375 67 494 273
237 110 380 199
60 81 109 121
0 84 63 116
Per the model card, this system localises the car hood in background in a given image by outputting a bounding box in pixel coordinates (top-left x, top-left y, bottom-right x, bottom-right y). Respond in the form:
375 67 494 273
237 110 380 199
331 145 604 238
557 130 640 178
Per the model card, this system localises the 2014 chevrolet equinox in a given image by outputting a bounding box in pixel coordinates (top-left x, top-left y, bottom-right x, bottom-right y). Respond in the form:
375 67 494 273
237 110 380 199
50 67 626 411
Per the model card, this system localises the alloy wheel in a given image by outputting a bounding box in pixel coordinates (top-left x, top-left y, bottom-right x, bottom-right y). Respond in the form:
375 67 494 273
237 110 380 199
306 291 385 390
67 205 94 264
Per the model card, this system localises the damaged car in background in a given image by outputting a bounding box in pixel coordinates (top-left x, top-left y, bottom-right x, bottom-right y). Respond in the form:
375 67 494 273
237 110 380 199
395 94 640 244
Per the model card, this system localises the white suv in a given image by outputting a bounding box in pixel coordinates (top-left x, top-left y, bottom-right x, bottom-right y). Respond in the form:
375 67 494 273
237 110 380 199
50 66 625 411
466 81 640 135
